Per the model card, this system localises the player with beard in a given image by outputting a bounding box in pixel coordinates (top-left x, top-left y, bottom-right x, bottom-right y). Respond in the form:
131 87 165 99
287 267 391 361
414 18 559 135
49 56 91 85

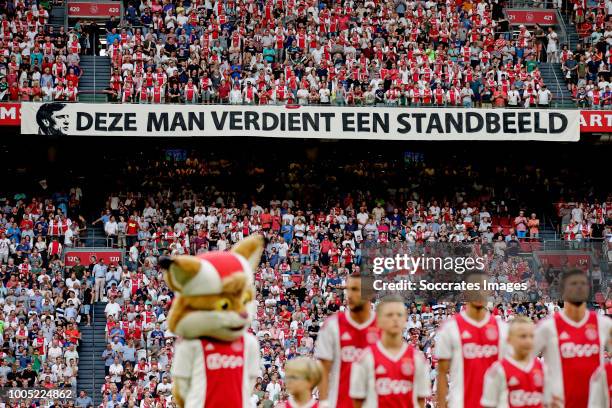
587 328 612 408
315 273 380 408
350 295 431 408
535 269 611 408
436 270 509 408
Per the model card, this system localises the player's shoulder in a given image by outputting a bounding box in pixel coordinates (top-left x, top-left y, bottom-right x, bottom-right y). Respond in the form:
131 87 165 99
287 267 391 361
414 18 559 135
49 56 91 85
490 358 504 371
493 315 508 329
534 313 556 332
486 359 505 377
436 314 459 335
174 336 200 346
320 310 342 330
411 345 427 362
244 332 259 347
595 312 611 327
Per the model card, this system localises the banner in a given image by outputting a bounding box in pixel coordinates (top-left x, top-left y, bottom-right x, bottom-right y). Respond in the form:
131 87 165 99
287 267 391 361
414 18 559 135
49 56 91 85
0 103 21 126
579 110 612 132
67 1 120 18
64 248 124 267
506 10 557 25
20 103 581 141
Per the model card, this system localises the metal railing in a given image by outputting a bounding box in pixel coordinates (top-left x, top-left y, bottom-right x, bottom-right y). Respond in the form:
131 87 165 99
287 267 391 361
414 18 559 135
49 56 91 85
29 93 582 109
542 62 566 107
507 0 566 11
82 227 113 247
91 302 96 406
555 8 569 48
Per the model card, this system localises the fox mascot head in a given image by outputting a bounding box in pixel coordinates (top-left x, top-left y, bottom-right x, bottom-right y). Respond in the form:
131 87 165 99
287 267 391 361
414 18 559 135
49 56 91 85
160 235 263 341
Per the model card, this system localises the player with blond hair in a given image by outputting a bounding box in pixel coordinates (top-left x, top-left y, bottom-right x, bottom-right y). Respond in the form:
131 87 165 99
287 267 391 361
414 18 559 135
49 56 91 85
482 316 555 408
350 295 431 408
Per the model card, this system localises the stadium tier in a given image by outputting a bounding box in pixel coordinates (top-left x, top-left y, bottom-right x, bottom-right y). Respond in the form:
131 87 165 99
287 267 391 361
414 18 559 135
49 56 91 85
1 0 611 108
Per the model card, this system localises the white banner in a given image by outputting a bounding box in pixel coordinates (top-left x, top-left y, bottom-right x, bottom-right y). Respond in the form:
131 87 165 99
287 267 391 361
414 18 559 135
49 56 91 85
20 103 581 141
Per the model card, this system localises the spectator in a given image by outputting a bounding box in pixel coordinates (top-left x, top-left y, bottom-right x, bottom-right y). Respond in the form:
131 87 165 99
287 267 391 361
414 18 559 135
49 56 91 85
76 390 94 408
537 84 553 107
101 344 116 376
104 297 121 320
93 259 107 302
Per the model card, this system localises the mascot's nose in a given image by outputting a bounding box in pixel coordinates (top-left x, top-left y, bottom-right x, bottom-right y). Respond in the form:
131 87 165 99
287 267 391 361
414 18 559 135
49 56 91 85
239 311 248 319
159 256 173 270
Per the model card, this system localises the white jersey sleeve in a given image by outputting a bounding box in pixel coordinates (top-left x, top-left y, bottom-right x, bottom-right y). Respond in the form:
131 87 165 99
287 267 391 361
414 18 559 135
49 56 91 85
245 333 261 389
480 361 507 408
434 319 465 408
314 314 342 405
434 319 457 360
314 315 338 362
533 317 563 400
414 349 432 399
171 338 207 408
171 338 198 378
587 365 608 408
497 320 510 358
598 314 612 345
534 317 555 357
349 349 373 401
542 360 554 405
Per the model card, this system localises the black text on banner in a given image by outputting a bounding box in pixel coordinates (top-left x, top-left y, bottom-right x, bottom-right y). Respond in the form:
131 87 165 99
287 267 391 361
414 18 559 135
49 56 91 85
20 103 580 141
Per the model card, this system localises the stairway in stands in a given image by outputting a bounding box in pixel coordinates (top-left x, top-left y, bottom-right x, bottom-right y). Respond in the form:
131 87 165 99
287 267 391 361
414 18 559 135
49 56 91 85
537 10 581 109
83 223 110 247
48 5 65 27
539 63 574 108
560 13 581 52
79 56 111 103
77 302 108 407
538 223 558 242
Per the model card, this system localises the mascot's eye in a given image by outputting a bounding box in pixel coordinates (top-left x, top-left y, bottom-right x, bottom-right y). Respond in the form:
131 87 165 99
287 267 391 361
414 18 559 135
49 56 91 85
215 299 231 311
241 292 252 305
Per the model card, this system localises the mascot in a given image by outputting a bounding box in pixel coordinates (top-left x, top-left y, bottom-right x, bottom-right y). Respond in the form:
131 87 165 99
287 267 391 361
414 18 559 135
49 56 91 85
160 235 263 408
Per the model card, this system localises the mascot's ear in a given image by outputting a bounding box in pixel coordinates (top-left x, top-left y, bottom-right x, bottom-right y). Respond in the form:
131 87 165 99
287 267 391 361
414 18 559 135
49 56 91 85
160 255 201 293
232 235 264 272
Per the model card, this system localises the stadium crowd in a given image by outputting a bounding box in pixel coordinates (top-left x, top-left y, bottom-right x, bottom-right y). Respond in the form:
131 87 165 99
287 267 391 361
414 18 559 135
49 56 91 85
0 2 82 102
93 0 612 109
62 151 612 406
2 150 610 407
0 188 91 408
98 0 562 107
559 0 612 107
1 0 611 108
67 153 612 406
